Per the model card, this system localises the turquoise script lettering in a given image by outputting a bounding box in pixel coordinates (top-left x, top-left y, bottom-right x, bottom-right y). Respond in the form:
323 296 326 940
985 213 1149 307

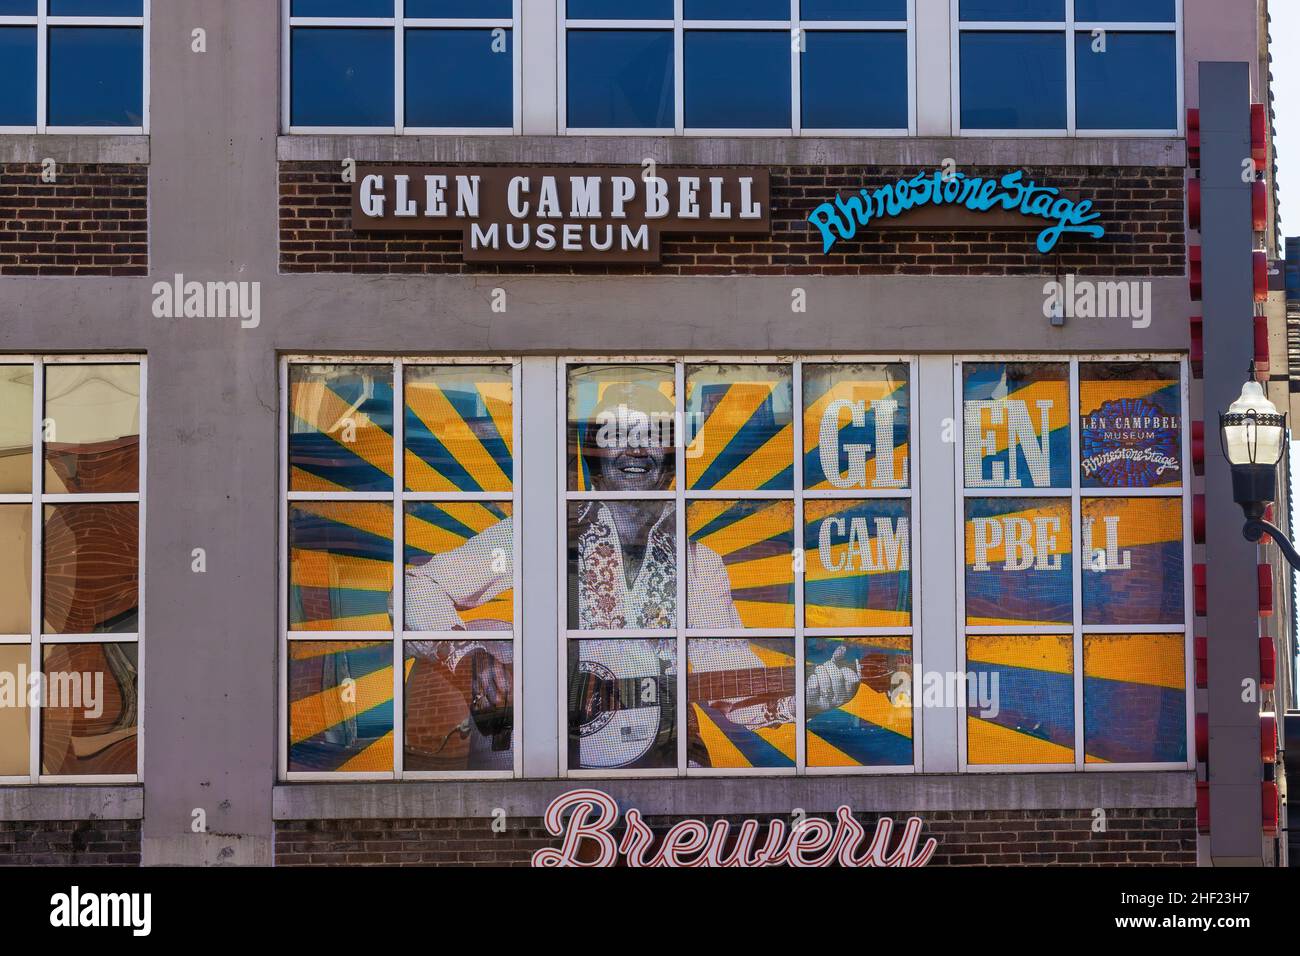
808 169 1105 255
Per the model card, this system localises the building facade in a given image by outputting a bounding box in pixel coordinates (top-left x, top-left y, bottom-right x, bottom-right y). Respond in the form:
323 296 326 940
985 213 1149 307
0 0 1290 867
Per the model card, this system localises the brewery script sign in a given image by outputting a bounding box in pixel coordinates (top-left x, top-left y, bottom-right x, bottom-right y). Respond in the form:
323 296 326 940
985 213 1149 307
352 166 771 264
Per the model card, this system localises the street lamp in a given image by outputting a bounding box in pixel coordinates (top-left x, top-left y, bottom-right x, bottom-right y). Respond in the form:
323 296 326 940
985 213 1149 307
1220 375 1299 567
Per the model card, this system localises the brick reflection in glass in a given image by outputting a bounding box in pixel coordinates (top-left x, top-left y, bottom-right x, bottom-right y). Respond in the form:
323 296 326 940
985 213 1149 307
41 643 138 776
43 364 140 494
43 503 139 634
404 640 513 772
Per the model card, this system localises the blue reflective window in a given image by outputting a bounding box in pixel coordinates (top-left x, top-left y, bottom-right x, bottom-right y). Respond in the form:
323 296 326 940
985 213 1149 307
406 0 512 16
567 0 672 17
47 26 142 127
291 28 394 127
684 30 789 128
802 0 906 18
405 29 512 128
567 30 673 128
802 31 906 129
684 0 788 20
959 0 1063 20
290 1 393 15
1075 0 1175 21
0 1 35 13
960 31 1065 129
1075 31 1176 129
49 0 142 13
0 27 36 126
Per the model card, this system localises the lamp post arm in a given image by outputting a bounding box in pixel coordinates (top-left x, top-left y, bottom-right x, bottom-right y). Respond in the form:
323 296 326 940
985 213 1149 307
1242 518 1300 571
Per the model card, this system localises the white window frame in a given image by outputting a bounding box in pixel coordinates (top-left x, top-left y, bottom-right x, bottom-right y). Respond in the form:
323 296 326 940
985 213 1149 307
281 0 523 135
950 0 1183 138
557 0 917 137
0 0 150 135
0 354 146 786
952 353 1194 773
278 355 523 782
557 355 922 779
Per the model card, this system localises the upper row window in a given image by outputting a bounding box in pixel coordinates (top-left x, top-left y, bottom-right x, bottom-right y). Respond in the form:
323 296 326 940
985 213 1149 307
0 1 147 133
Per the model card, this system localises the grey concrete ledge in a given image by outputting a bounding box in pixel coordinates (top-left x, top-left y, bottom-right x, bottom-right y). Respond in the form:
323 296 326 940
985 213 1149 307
274 772 1194 820
278 135 1185 169
0 785 143 822
0 134 149 165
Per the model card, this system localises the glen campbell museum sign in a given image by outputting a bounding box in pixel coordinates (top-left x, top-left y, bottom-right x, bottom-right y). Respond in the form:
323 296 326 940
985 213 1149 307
352 166 771 264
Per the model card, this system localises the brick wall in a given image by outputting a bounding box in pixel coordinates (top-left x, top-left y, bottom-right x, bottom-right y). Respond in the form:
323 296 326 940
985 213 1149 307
0 820 141 865
280 163 1184 277
274 806 1196 866
0 164 147 276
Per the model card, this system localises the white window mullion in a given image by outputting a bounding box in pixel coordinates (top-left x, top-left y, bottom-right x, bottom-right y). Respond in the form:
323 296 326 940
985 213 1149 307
391 361 405 776
792 360 805 770
36 0 47 132
673 0 684 134
790 0 801 136
674 361 687 774
394 0 405 134
28 358 44 781
1065 0 1076 134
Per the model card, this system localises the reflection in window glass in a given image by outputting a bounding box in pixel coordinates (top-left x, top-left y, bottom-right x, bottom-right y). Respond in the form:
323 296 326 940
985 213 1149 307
965 498 1072 627
804 500 910 628
803 362 908 491
289 502 394 631
44 364 140 495
405 502 513 630
805 637 911 768
802 31 908 130
0 506 32 633
966 635 1073 765
405 365 512 493
0 28 36 126
406 640 513 771
963 362 1070 489
683 31 791 129
1084 633 1185 764
0 645 28 776
566 30 673 129
0 365 33 493
687 638 795 769
567 364 675 492
289 364 394 493
1081 497 1183 626
43 503 139 634
288 641 393 772
41 642 137 775
686 365 793 491
568 639 676 770
1079 361 1182 489
687 499 793 629
959 31 1066 130
405 29 513 128
290 28 395 127
47 27 143 127
1075 32 1177 130
567 501 676 630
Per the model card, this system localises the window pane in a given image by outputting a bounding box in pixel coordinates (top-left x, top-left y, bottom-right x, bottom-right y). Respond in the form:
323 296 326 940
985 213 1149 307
567 363 675 491
289 364 394 493
566 30 673 128
43 503 138 634
1081 497 1184 626
0 506 31 632
802 0 906 18
687 499 794 629
959 31 1065 129
567 0 672 17
1075 31 1177 130
288 641 393 772
965 498 1072 626
406 640 513 771
959 0 1063 20
47 26 143 127
405 365 512 492
963 362 1070 489
687 638 795 769
290 0 393 15
290 27 394 127
0 2 35 14
405 502 513 630
806 637 912 768
1084 634 1186 764
568 501 676 630
802 30 907 129
49 0 142 13
1075 0 1175 21
804 500 910 628
289 502 394 632
684 31 791 129
0 645 28 776
685 0 788 19
406 0 512 15
804 363 909 490
405 29 512 128
568 639 676 770
0 28 35 126
685 364 793 491
41 643 137 775
967 635 1073 765
0 366 33 493
43 364 140 495
1079 361 1182 489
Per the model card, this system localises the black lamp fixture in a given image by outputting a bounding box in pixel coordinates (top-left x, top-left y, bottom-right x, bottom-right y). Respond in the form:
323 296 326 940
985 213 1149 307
1220 371 1299 568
